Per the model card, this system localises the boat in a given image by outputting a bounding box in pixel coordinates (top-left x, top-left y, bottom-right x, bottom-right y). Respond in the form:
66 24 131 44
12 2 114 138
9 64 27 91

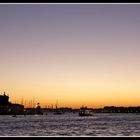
12 115 17 117
79 106 93 116
53 99 63 115
35 102 43 115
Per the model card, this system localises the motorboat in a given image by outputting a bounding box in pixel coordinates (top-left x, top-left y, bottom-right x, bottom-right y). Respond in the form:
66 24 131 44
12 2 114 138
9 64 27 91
12 115 17 117
79 106 93 116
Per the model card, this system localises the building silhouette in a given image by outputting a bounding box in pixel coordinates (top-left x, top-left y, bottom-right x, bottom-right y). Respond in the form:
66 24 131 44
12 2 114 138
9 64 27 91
0 92 24 115
0 92 9 106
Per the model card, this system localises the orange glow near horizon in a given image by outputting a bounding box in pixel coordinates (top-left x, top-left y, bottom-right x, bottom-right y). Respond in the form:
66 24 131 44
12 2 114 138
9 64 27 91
1 64 140 109
1 65 140 109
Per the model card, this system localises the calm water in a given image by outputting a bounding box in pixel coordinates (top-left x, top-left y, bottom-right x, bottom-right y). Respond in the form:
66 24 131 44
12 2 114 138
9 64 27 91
0 113 140 136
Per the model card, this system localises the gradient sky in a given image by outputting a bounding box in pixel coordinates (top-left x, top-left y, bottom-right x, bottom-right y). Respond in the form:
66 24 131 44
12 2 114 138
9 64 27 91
0 4 140 108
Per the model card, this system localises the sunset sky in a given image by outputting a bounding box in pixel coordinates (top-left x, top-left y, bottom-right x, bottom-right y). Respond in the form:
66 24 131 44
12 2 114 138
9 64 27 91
0 4 140 108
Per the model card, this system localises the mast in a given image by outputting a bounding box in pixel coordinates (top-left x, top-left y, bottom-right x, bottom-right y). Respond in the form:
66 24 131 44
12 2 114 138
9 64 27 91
21 97 23 105
55 98 58 109
33 97 35 108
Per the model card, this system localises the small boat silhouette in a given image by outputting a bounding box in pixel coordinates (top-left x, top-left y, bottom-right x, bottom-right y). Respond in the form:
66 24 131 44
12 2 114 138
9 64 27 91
12 115 17 117
79 106 93 116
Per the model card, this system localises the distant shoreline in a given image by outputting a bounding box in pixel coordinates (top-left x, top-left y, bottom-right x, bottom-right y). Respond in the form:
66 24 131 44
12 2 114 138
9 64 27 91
24 106 140 114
